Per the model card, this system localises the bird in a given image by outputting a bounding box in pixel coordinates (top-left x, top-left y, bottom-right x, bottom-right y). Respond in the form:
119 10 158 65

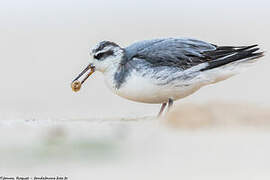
71 38 264 116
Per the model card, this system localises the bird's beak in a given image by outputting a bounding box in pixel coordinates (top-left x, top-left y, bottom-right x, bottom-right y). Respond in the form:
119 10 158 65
71 63 95 92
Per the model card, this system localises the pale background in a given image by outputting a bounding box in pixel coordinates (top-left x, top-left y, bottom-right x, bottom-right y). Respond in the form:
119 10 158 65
1 0 270 179
0 0 269 119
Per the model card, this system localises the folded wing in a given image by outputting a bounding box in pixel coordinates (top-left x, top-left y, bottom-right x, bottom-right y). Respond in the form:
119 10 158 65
124 38 263 71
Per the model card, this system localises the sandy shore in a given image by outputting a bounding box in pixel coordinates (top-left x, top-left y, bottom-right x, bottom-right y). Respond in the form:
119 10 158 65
1 103 270 180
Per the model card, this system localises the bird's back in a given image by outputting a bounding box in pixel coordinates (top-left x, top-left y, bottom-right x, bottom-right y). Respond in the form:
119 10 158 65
124 38 262 71
109 38 264 103
124 38 216 64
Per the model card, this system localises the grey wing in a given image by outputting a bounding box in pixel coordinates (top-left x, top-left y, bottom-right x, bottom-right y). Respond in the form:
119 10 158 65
124 38 262 71
123 39 165 63
115 38 263 89
124 38 216 70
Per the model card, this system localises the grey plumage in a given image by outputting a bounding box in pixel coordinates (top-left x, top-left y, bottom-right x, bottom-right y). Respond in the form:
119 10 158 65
124 38 216 69
109 38 263 88
92 41 119 54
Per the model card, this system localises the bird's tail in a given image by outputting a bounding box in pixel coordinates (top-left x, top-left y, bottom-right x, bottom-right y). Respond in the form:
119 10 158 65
200 45 264 71
198 45 264 85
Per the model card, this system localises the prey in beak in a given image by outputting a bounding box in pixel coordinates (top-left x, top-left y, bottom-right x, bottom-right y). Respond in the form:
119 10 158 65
71 64 95 92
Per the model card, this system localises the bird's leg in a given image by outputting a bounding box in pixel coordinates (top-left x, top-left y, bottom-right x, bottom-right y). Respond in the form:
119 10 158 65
167 98 174 112
158 103 167 117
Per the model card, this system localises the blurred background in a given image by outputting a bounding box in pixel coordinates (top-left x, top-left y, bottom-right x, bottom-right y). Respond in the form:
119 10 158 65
0 0 269 119
1 0 270 179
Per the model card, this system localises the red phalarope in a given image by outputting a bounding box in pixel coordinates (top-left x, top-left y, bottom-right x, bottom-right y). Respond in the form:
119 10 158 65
71 38 264 116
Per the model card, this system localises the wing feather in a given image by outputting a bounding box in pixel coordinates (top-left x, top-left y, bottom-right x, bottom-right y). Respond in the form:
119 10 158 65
124 38 262 71
124 38 216 70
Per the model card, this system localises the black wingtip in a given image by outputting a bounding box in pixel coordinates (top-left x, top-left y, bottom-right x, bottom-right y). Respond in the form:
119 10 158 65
200 44 264 71
252 51 265 58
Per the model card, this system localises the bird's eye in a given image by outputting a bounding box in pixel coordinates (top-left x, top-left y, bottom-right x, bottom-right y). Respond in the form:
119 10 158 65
94 53 105 60
94 50 114 60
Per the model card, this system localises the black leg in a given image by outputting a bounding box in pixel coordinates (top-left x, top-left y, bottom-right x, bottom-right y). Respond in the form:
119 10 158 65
167 98 174 112
158 103 167 117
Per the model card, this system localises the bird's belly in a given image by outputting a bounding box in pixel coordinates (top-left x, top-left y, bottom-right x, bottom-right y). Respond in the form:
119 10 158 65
105 72 201 104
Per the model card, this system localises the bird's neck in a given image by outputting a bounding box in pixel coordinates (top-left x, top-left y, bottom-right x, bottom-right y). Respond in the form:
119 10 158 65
103 62 131 90
103 63 121 89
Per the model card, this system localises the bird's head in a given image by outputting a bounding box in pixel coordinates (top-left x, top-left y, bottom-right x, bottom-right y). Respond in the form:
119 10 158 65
90 41 124 72
71 41 124 92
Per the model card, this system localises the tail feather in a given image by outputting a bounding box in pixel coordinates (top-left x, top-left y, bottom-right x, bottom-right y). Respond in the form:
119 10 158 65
200 45 264 71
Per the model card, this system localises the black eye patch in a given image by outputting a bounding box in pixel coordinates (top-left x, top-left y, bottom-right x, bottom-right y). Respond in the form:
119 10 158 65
94 50 114 60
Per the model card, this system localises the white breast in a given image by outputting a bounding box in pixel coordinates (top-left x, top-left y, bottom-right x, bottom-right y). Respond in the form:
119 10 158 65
103 68 202 104
101 58 250 104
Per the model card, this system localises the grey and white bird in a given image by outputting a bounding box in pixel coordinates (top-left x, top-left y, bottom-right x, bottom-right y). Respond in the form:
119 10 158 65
71 38 264 116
